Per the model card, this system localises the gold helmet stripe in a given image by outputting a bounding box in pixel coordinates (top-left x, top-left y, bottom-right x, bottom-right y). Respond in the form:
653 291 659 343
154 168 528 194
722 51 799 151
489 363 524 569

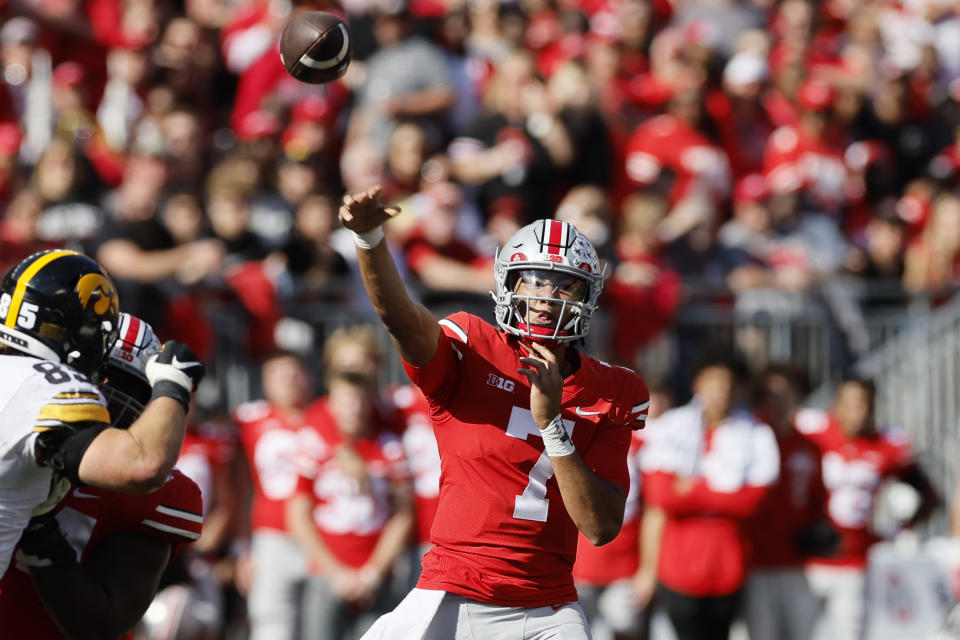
5 250 77 329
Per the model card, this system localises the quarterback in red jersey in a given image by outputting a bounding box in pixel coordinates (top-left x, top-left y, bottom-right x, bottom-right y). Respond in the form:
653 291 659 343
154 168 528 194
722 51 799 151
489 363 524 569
0 313 204 639
796 377 939 640
340 186 649 639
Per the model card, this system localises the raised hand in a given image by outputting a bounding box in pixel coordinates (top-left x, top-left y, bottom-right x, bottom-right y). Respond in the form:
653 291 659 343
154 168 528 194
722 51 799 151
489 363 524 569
338 185 401 235
517 341 563 430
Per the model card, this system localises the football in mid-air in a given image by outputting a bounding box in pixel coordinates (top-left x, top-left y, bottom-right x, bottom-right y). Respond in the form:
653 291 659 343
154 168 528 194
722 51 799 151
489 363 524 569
279 11 352 84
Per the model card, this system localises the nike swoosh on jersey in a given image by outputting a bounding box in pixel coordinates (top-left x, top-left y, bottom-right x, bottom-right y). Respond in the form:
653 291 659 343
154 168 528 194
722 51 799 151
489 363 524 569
72 489 99 499
574 407 603 416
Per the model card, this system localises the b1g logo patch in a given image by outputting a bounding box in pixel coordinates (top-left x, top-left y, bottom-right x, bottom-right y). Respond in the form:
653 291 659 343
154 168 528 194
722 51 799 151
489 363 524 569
487 373 515 392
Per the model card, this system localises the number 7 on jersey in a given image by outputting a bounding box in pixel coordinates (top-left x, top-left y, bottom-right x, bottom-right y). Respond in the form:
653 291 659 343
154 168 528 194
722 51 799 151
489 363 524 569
506 406 575 522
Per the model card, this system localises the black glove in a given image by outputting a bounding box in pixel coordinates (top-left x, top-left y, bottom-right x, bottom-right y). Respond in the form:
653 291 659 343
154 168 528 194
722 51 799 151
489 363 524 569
16 512 77 569
145 341 205 411
794 518 842 557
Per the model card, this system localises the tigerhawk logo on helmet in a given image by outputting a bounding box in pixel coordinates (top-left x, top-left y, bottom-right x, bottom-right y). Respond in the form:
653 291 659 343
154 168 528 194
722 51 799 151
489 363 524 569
0 250 120 376
493 219 605 345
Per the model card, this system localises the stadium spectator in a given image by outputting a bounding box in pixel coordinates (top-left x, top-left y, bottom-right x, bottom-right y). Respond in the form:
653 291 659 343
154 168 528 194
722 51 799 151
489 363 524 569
400 179 494 302
605 191 681 368
234 350 316 640
0 188 57 275
279 191 352 304
449 48 574 224
347 0 454 155
287 325 414 639
31 139 104 252
797 376 940 640
341 188 649 638
642 352 779 640
744 364 834 640
904 192 960 299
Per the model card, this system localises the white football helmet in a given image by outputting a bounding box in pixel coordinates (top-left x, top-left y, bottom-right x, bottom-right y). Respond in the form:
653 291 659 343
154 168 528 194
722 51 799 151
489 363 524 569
493 219 604 343
95 312 161 428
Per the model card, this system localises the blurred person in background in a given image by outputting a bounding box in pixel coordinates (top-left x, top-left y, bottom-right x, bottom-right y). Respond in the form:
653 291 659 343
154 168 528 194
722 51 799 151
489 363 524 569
234 350 316 640
762 78 848 216
605 192 681 370
31 138 105 252
347 0 454 155
711 50 775 179
744 364 835 640
796 376 940 640
641 352 779 640
0 188 57 274
400 179 494 303
278 191 352 304
287 325 414 640
95 152 224 331
449 48 574 224
903 192 960 301
623 88 731 208
167 405 245 638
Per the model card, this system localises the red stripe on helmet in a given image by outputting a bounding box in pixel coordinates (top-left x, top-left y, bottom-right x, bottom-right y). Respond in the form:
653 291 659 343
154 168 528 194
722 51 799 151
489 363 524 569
121 315 141 351
547 220 564 255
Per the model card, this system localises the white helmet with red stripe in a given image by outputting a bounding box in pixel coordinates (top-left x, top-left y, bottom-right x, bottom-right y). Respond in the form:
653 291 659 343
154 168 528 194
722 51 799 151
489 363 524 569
95 312 161 428
493 219 604 343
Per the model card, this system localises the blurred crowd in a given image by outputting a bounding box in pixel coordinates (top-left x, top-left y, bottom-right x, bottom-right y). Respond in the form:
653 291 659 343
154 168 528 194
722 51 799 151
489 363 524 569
9 0 960 377
5 0 960 636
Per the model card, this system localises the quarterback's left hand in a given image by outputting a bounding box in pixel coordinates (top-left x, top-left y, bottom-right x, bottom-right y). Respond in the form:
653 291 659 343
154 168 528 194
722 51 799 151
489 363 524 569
518 341 563 429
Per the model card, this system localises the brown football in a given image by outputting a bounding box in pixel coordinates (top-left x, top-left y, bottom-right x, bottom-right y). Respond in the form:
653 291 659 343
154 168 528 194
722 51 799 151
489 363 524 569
279 12 352 84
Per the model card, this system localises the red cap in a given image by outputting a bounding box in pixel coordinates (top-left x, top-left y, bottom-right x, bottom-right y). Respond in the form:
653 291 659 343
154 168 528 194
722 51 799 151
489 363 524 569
0 122 22 156
291 94 332 124
734 173 769 204
796 79 834 111
235 110 281 141
52 61 85 88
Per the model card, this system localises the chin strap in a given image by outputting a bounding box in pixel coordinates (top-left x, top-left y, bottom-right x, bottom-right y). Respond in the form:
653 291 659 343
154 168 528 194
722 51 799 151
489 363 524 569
516 322 569 350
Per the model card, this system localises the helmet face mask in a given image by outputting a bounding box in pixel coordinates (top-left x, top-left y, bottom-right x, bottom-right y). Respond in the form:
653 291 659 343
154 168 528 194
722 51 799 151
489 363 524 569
493 220 604 345
0 250 120 376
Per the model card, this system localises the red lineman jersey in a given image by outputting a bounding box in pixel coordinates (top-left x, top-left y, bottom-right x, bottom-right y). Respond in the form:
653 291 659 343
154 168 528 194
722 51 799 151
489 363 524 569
0 469 203 639
795 408 916 568
574 430 645 585
404 312 649 607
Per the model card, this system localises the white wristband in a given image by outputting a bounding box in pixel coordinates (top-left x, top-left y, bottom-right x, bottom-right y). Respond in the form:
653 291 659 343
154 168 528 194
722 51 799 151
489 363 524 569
352 226 385 250
540 414 575 457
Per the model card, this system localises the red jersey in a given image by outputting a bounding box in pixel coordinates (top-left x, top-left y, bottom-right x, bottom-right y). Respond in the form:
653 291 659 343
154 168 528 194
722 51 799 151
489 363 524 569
642 403 779 597
574 431 645 585
235 400 314 533
748 425 828 568
0 470 202 639
297 399 411 568
795 408 916 568
388 384 441 545
763 124 847 212
178 424 236 517
624 114 731 204
404 312 649 607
